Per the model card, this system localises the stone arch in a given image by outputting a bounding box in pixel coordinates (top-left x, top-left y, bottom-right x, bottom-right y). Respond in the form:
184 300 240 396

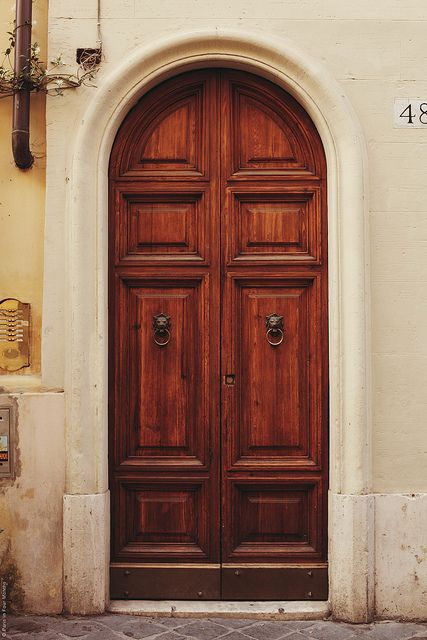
62 28 372 621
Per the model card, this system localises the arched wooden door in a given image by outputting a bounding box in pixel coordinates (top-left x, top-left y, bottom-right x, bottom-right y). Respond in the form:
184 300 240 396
109 69 328 601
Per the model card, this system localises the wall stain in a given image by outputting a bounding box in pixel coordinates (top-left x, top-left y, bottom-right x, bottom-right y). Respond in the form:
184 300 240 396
20 488 34 500
0 397 26 613
0 541 25 613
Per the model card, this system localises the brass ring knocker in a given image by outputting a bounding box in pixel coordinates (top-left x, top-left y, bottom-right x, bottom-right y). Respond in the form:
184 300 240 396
154 328 171 347
265 313 284 347
153 313 171 347
266 327 284 346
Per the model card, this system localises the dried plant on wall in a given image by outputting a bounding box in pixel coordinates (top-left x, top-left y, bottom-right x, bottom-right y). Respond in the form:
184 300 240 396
0 30 101 98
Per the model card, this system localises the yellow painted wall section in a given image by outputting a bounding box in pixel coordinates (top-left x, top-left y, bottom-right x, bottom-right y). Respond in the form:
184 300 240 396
0 0 47 376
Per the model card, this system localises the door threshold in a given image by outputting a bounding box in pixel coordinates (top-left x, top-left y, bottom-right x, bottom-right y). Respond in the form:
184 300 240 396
109 600 329 620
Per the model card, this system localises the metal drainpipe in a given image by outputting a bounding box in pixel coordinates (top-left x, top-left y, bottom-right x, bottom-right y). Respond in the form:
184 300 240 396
12 0 34 169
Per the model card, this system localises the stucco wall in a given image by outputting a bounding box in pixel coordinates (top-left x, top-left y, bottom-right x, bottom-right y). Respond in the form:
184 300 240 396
45 0 427 619
1 0 427 620
45 0 427 495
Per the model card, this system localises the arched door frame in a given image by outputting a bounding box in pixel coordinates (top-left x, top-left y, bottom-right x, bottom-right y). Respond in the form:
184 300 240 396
62 28 373 621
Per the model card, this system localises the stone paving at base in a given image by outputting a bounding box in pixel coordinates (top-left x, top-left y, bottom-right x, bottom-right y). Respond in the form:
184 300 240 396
4 615 427 640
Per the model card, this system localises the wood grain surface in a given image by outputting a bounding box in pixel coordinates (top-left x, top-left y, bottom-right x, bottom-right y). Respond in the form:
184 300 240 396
109 69 328 599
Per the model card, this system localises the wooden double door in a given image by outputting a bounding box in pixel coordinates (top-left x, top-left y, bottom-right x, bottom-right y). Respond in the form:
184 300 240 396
109 69 328 600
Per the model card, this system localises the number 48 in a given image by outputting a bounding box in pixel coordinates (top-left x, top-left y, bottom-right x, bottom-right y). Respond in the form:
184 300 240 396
399 103 427 125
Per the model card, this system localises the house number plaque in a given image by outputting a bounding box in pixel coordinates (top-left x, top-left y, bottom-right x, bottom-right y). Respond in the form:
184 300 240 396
394 98 427 128
0 298 31 372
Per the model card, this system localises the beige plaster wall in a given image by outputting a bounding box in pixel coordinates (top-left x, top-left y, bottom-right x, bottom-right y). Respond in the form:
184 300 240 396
45 0 427 493
0 393 65 613
0 0 47 375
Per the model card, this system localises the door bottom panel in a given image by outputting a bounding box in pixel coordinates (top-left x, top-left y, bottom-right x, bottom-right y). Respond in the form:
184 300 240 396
110 564 221 600
221 565 328 601
110 564 328 601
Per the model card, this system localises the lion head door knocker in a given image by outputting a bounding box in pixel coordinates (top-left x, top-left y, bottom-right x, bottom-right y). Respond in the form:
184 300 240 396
265 313 284 347
153 313 171 347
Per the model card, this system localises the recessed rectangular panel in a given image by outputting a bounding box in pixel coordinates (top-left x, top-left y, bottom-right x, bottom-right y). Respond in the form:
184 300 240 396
118 276 209 467
228 276 322 467
239 489 309 544
132 202 193 249
117 192 206 262
114 480 210 561
225 480 322 562
226 191 321 264
245 202 302 247
242 287 306 450
135 490 197 543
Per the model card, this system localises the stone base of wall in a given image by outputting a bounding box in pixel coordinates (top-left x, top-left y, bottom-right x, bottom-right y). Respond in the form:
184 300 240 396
375 493 427 620
330 492 427 621
63 491 110 615
329 493 375 622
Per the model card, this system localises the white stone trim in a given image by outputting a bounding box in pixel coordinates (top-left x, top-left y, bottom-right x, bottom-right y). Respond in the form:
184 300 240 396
63 492 110 615
329 493 375 621
56 29 372 620
109 600 329 620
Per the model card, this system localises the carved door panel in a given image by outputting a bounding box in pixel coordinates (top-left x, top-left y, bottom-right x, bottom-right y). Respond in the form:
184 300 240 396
109 69 328 601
